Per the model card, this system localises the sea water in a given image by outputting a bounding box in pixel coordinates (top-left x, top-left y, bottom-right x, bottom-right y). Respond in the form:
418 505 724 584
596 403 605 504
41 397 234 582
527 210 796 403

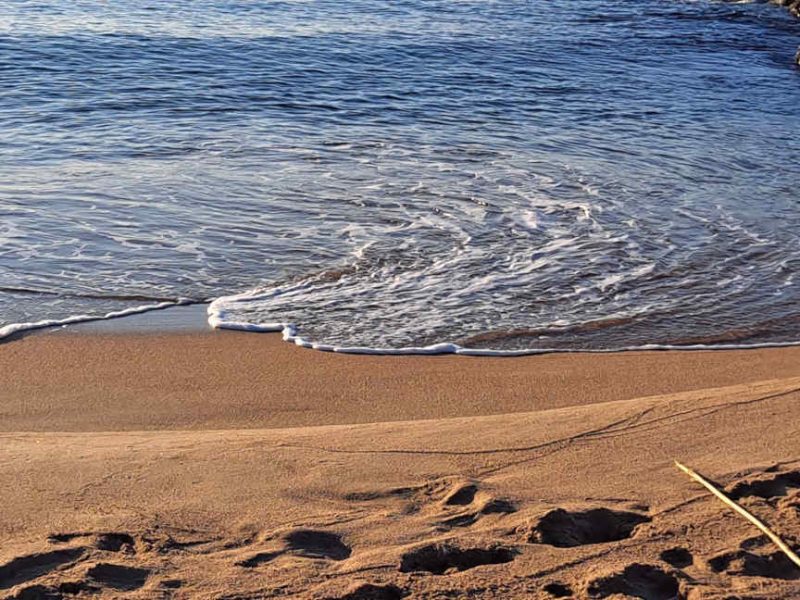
1 0 799 352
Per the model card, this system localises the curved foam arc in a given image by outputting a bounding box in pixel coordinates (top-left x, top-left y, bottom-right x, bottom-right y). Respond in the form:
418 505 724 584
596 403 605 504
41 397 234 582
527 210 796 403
207 289 800 357
0 301 185 341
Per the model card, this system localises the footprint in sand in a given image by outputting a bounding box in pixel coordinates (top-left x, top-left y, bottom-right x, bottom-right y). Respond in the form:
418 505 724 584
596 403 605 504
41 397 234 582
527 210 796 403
435 480 517 530
285 529 352 561
85 563 151 591
584 563 681 599
441 482 479 506
438 500 518 529
0 547 86 590
325 582 407 599
57 580 99 595
526 507 651 547
398 542 516 575
727 468 800 502
93 533 136 553
660 547 693 569
343 477 517 530
237 529 351 568
236 550 283 568
708 548 800 580
542 581 574 597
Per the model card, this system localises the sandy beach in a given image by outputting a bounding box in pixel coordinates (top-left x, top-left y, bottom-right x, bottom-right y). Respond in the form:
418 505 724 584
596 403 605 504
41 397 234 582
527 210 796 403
3 0 799 598
2 332 800 598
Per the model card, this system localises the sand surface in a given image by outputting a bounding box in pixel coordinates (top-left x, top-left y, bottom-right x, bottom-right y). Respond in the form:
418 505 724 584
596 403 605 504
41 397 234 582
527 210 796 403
4 331 800 432
2 332 800 598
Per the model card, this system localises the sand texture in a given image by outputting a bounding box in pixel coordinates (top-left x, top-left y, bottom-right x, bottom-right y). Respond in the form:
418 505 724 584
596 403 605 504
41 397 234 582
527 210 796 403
2 333 800 598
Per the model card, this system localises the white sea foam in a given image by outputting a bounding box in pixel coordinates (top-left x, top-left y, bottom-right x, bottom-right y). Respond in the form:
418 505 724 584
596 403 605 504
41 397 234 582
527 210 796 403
207 288 800 356
0 301 183 341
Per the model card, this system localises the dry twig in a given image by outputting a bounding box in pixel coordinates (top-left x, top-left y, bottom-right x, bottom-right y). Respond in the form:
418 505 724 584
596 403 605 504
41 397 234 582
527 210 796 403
674 460 800 570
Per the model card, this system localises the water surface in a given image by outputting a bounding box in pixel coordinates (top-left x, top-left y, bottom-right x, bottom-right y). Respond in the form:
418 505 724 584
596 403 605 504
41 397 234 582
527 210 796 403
1 0 799 351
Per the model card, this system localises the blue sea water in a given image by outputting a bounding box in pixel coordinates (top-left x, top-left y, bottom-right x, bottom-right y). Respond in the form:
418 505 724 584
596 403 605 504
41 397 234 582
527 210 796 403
1 0 799 351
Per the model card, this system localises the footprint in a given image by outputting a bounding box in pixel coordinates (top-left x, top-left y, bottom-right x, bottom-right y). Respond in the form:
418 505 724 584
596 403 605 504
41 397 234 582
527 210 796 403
12 581 103 599
397 477 488 511
395 478 468 514
328 582 407 599
708 549 800 580
442 482 479 506
59 580 99 595
398 543 516 575
0 547 86 590
660 547 693 569
435 479 517 531
438 496 517 529
86 563 151 590
95 533 136 553
737 552 800 580
543 581 573 597
235 529 350 567
480 498 517 515
585 563 680 599
236 551 282 568
707 550 738 573
284 530 351 561
527 508 651 548
728 470 800 501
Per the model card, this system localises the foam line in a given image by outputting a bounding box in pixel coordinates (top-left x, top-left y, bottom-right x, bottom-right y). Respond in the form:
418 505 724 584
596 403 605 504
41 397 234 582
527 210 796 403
0 301 186 341
207 291 800 356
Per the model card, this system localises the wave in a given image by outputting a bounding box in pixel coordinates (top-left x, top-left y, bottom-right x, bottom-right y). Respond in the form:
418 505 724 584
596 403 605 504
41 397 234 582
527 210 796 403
3 282 799 355
207 288 800 356
2 0 798 355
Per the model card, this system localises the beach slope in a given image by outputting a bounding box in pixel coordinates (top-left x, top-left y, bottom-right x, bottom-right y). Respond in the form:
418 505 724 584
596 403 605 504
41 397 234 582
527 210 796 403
2 334 800 598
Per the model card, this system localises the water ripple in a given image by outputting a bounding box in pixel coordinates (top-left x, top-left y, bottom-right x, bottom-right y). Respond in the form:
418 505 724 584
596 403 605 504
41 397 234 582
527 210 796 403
1 0 799 350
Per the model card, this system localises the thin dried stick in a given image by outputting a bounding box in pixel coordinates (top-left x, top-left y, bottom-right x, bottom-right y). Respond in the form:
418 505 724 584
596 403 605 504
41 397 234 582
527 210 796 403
674 460 800 570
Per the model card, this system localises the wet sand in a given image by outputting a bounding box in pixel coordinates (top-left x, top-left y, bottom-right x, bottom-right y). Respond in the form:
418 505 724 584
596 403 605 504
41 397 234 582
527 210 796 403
2 331 800 598
3 331 800 432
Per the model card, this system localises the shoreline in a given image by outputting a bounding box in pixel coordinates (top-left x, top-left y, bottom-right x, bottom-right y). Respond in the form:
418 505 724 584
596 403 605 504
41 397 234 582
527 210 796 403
8 300 800 358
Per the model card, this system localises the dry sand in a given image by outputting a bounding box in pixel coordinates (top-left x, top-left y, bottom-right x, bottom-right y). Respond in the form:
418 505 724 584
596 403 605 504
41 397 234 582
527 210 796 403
2 331 800 598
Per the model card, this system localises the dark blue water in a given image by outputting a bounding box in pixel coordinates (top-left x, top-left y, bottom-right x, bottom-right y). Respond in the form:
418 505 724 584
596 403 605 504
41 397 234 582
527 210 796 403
1 0 799 351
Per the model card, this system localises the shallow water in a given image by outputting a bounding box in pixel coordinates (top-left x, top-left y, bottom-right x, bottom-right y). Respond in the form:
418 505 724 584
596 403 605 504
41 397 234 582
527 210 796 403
1 0 799 351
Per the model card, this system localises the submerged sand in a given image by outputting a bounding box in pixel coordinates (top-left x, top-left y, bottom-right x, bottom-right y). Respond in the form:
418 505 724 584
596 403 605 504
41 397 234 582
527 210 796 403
1 332 800 598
